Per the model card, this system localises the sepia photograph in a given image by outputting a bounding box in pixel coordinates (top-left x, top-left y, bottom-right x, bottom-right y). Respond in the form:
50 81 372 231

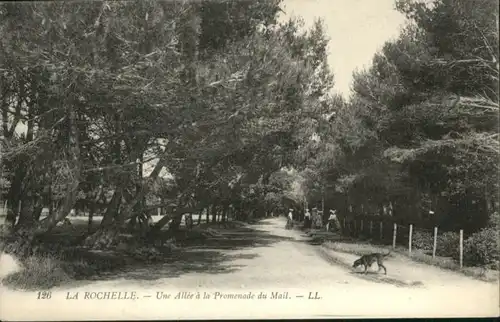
0 0 498 320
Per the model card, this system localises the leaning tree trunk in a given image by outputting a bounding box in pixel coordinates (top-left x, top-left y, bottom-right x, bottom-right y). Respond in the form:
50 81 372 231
83 188 123 249
35 101 81 235
15 95 42 230
169 212 183 232
151 200 205 234
5 168 25 228
4 79 29 230
197 208 203 225
82 139 147 248
88 203 95 233
211 200 220 223
10 99 83 258
152 212 174 232
32 201 43 222
221 203 228 222
16 191 36 228
116 154 166 226
101 188 123 227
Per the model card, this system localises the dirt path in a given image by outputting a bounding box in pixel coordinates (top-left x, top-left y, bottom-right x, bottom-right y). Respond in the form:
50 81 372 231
1 217 498 320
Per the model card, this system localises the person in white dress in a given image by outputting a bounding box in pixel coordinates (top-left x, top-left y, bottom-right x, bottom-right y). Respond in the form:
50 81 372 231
326 209 338 232
286 209 294 229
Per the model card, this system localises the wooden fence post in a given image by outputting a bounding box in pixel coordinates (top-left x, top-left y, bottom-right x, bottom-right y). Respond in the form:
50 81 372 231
354 219 357 235
360 219 364 234
379 222 383 240
408 224 413 256
433 227 438 259
369 221 373 236
459 229 464 269
392 223 397 249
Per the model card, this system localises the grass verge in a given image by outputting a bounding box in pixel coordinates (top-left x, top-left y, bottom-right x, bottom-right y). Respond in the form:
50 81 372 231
322 240 498 283
0 245 136 290
316 245 424 288
0 221 248 290
1 253 73 290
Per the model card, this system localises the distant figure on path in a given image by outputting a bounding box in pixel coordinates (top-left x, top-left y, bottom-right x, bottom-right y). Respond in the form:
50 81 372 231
304 208 312 229
311 207 322 229
286 209 294 230
326 209 339 232
317 210 324 228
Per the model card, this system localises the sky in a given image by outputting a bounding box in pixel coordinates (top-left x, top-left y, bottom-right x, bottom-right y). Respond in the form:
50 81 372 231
279 0 407 98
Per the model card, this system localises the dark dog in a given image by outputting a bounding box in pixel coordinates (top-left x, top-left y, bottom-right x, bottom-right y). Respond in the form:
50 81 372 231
352 251 390 275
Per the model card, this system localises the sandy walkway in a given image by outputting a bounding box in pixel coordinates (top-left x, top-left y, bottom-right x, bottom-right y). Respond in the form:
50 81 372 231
1 217 498 320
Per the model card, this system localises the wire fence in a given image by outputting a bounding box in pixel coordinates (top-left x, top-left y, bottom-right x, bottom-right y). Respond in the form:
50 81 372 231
338 215 466 268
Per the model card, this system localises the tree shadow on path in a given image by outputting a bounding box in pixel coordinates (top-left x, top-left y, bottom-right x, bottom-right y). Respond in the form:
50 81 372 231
70 224 296 285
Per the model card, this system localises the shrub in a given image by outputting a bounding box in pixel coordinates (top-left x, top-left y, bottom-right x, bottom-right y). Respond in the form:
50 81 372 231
436 231 460 258
0 236 33 259
462 227 499 266
487 211 500 229
412 230 433 251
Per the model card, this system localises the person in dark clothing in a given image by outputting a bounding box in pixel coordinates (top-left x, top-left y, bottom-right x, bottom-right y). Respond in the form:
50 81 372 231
303 208 312 229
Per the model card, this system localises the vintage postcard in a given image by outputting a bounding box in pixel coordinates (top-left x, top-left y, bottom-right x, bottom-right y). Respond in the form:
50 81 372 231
0 0 499 320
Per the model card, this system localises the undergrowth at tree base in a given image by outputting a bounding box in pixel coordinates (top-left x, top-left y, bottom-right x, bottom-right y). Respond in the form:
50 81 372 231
0 228 199 290
0 244 173 290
